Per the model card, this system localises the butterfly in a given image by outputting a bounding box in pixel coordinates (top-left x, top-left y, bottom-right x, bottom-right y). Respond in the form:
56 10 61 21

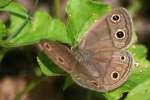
38 8 133 92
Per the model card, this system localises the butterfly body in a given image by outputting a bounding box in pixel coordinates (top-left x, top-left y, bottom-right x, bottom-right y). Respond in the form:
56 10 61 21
38 8 133 92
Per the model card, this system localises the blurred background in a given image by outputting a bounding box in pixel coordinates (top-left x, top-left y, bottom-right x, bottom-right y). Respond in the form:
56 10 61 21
0 0 150 100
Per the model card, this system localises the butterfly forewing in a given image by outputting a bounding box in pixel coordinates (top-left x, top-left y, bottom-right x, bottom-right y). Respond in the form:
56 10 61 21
79 8 133 52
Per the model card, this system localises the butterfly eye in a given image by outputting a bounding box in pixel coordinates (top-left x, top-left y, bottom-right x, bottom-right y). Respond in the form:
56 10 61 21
115 30 125 39
111 71 119 80
43 43 52 51
111 14 120 23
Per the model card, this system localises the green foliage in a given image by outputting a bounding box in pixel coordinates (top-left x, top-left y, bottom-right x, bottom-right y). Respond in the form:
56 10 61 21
66 0 111 45
8 11 71 46
0 0 110 47
63 76 74 91
0 20 7 60
0 2 71 47
0 20 6 40
0 0 12 8
0 2 29 18
126 79 150 100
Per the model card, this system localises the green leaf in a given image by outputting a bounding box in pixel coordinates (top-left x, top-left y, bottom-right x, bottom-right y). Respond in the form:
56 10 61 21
0 20 6 39
0 0 12 8
0 20 8 60
3 0 110 47
63 76 74 91
129 45 147 60
125 79 150 100
0 2 30 47
47 19 71 44
0 2 29 18
3 19 31 47
7 15 30 39
103 44 150 100
66 0 111 45
8 11 71 47
37 52 65 76
8 11 50 46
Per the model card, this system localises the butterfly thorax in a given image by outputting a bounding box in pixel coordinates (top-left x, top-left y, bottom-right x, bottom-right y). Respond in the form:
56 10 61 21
72 49 92 63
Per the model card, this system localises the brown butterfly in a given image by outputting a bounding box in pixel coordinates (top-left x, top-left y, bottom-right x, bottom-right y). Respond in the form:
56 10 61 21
38 8 133 92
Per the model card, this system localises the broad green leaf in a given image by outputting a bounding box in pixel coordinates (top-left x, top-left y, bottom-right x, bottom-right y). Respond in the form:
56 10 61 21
103 44 150 100
37 52 65 76
8 11 51 46
0 0 12 8
0 2 29 18
125 79 150 100
66 0 111 45
8 11 71 46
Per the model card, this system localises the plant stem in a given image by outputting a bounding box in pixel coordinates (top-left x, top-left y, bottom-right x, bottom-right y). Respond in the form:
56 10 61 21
54 0 61 19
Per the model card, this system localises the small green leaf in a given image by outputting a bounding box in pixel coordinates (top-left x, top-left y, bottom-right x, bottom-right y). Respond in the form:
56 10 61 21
47 19 72 44
7 15 30 39
37 52 65 76
0 0 12 8
8 11 71 47
63 76 74 91
0 2 29 18
66 0 111 45
4 20 32 47
9 11 52 45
